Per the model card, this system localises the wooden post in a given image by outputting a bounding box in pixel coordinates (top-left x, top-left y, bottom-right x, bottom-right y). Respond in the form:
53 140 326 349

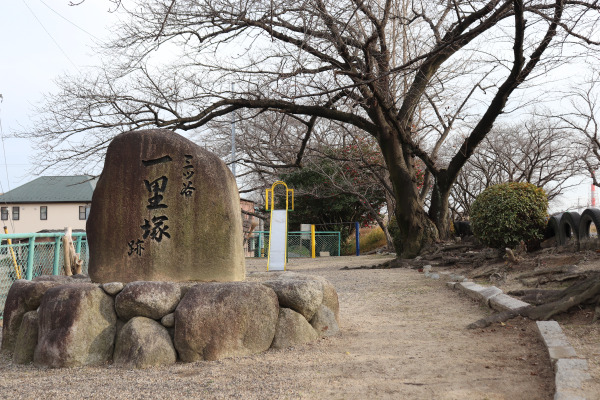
63 227 73 276
63 227 83 276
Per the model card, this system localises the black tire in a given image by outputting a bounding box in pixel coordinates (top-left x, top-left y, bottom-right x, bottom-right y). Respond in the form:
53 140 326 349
545 213 563 244
578 208 600 240
558 211 581 245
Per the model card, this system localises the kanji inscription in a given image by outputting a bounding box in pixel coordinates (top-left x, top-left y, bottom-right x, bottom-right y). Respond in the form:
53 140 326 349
87 128 245 283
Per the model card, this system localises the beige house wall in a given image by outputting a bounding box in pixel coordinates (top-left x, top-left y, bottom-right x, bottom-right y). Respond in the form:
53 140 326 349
0 203 90 234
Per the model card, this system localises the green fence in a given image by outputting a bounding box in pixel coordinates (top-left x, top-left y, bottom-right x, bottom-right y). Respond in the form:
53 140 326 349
247 231 341 258
0 232 88 319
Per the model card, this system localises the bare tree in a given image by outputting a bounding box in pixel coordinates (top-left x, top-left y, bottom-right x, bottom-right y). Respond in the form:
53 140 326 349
19 0 600 257
556 69 600 189
449 119 584 217
304 134 394 247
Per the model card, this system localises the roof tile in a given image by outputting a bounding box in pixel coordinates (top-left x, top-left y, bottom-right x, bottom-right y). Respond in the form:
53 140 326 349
0 176 97 203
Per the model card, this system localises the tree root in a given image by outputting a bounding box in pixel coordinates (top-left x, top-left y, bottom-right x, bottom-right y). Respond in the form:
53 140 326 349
467 273 600 329
467 308 527 329
517 265 577 279
507 289 564 305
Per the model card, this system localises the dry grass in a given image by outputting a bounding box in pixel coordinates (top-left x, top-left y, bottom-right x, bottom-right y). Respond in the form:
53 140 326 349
344 226 387 255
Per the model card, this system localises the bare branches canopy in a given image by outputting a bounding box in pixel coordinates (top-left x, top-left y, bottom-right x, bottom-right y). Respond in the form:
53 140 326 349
22 0 600 257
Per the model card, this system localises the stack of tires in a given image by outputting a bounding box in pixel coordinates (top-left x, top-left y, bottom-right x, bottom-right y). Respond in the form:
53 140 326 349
546 208 600 250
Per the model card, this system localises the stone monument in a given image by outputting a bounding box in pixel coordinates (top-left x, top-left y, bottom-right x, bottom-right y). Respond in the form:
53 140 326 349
87 129 245 283
1 129 341 369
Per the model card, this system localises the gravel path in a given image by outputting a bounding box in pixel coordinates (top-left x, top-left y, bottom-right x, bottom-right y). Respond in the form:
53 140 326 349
0 255 554 399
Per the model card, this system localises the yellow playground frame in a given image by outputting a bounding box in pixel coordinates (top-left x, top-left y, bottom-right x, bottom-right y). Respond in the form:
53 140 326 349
265 181 294 270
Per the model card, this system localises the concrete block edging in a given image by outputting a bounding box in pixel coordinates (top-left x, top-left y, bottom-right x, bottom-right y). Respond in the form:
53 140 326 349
425 267 591 399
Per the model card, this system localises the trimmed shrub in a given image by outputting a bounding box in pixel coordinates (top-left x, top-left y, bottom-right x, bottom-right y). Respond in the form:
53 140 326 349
470 182 548 248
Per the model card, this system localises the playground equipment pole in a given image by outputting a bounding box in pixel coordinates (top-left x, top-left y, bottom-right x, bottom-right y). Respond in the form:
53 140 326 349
4 225 21 279
311 224 316 258
265 181 294 270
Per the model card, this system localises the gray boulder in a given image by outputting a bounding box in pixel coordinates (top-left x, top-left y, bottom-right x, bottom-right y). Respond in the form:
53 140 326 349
310 305 339 337
12 311 39 364
113 317 176 369
318 278 339 322
32 275 72 283
248 271 339 322
287 274 340 322
271 308 318 349
262 279 323 321
33 274 92 283
34 283 117 368
115 281 181 321
176 282 199 298
174 282 279 361
1 280 62 353
102 282 124 296
161 313 175 328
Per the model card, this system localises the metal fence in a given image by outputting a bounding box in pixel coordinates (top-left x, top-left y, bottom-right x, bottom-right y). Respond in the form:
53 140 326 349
0 232 88 319
247 231 341 258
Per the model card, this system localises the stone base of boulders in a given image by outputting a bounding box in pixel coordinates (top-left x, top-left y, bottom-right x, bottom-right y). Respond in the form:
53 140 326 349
1 272 339 369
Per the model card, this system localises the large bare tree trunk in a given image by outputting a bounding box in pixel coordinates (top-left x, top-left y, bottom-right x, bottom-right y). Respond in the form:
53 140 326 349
380 133 438 257
429 180 452 240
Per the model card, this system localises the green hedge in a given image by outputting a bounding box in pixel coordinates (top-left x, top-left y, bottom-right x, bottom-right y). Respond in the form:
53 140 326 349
471 182 548 248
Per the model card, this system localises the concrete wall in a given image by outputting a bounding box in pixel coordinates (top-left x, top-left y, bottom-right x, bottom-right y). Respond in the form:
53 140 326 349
0 202 91 234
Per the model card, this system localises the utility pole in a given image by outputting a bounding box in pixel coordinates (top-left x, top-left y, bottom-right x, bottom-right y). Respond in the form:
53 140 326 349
231 83 236 177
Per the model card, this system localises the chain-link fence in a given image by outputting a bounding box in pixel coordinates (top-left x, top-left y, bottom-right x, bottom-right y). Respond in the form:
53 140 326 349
247 231 341 258
0 233 88 319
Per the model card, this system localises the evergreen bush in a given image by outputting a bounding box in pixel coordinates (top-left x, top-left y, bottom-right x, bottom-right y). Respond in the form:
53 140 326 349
470 182 548 248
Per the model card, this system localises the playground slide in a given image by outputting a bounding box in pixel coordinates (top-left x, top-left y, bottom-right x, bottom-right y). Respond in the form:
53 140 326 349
268 209 287 271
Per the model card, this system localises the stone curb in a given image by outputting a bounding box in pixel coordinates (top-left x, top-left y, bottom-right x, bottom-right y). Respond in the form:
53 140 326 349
537 321 591 400
537 321 578 361
423 267 591 400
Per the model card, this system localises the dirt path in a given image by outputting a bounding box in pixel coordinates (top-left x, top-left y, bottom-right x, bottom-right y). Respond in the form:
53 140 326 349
0 255 554 399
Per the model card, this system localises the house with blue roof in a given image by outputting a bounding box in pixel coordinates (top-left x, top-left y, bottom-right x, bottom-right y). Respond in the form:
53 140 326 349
0 176 97 233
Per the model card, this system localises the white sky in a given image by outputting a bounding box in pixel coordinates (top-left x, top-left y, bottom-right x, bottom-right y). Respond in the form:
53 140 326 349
0 0 595 213
0 0 118 191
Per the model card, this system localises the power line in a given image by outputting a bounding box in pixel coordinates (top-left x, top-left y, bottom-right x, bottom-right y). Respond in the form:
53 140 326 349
37 0 100 41
0 96 16 232
20 0 79 70
0 95 10 194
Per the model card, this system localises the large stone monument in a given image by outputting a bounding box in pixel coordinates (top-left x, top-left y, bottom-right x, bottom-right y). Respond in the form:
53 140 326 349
87 129 245 283
1 129 341 369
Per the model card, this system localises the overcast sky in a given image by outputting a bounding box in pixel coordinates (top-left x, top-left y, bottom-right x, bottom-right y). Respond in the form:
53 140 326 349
0 1 595 212
0 0 118 192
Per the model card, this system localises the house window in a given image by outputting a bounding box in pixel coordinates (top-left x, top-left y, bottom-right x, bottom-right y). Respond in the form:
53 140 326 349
79 206 90 220
40 206 48 220
12 207 19 221
1 207 7 220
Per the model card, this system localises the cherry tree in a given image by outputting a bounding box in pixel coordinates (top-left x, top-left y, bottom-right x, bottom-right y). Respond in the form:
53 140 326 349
21 0 600 257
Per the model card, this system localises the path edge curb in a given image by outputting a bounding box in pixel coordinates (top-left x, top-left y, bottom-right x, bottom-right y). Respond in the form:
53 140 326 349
423 266 591 400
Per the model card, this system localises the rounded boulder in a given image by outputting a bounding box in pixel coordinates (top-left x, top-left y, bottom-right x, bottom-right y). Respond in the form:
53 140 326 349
174 282 279 362
115 281 182 321
113 316 177 369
